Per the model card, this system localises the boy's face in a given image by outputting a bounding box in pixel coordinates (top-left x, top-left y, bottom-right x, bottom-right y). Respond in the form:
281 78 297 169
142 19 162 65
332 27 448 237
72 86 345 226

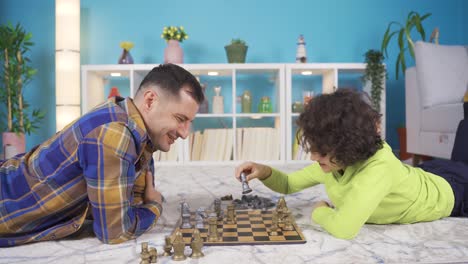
310 152 343 173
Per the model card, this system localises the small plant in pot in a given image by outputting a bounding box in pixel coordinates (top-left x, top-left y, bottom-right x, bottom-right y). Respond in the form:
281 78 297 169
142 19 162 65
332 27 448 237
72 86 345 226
225 38 248 63
0 22 45 158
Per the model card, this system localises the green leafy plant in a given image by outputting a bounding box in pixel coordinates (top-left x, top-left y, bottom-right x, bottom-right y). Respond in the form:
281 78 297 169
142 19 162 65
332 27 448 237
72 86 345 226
0 22 45 134
229 38 247 46
362 50 386 113
161 26 188 43
381 11 431 79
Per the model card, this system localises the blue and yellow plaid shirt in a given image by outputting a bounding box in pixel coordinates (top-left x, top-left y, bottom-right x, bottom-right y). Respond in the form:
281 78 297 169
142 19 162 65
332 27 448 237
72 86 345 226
0 97 162 247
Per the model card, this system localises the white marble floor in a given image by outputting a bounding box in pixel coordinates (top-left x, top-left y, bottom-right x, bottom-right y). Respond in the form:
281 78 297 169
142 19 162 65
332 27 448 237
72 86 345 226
1 164 468 264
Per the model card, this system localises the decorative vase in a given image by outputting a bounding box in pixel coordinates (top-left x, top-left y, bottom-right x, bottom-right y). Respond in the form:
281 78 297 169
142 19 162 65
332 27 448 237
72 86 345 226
241 91 252 113
164 40 184 64
2 132 25 159
118 49 134 64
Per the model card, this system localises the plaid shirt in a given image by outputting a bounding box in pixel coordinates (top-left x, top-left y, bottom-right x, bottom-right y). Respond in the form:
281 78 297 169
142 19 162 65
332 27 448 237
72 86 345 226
0 97 162 247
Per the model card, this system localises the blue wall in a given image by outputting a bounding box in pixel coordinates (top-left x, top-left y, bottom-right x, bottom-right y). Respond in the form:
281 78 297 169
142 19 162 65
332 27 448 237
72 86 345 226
1 0 467 151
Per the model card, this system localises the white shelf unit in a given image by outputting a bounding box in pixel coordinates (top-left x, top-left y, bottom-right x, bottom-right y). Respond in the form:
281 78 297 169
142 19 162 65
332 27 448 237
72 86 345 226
81 64 286 165
285 63 386 162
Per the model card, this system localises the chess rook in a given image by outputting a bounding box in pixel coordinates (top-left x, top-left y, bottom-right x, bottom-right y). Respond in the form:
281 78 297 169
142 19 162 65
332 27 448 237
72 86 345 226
240 172 252 194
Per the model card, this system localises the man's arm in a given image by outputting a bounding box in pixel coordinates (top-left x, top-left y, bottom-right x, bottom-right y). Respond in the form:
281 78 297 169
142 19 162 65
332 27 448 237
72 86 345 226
78 122 162 244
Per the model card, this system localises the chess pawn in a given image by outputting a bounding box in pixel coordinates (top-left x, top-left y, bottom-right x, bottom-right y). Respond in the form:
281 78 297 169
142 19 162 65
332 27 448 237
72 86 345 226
190 229 205 258
295 34 307 63
149 247 157 263
162 235 173 256
240 172 252 194
172 230 187 261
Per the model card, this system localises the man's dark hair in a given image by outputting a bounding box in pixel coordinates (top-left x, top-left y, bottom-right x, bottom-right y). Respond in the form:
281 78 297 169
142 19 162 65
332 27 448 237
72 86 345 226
296 88 383 167
137 63 204 104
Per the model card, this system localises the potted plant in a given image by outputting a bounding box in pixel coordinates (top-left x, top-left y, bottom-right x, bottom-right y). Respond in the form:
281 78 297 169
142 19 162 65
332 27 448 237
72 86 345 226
362 49 386 113
381 11 431 79
225 38 248 63
0 22 45 157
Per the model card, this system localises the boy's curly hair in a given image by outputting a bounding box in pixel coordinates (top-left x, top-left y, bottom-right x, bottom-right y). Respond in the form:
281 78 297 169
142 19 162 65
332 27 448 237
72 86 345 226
296 88 383 167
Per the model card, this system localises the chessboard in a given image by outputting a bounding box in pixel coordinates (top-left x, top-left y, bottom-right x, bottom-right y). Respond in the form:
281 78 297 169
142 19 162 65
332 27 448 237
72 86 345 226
171 209 306 246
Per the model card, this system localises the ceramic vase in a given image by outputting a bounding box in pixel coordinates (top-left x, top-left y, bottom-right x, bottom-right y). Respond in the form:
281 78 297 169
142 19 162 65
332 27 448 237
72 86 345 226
164 40 184 64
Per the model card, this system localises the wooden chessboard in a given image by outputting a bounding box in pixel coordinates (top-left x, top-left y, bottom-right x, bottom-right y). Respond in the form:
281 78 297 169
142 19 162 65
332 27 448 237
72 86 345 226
171 209 306 246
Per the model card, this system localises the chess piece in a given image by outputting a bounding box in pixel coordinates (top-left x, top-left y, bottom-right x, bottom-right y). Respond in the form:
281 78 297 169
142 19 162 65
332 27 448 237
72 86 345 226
172 229 187 261
181 212 192 229
140 242 151 264
207 215 220 242
268 210 279 235
195 214 205 229
240 172 252 194
295 34 307 63
162 235 173 256
149 247 157 263
283 209 294 231
190 229 205 258
226 203 236 224
214 198 223 220
181 201 190 216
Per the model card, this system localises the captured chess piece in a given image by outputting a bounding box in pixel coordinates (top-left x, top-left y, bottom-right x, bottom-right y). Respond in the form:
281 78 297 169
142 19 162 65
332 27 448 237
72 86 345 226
172 229 187 261
140 242 151 264
240 172 252 194
190 229 205 258
149 247 157 263
162 235 173 256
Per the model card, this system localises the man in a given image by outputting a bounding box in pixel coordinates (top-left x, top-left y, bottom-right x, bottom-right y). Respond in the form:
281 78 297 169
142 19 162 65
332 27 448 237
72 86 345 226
0 63 204 246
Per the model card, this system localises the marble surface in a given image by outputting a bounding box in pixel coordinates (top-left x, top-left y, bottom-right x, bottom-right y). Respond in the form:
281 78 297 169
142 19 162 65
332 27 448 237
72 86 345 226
2 164 468 264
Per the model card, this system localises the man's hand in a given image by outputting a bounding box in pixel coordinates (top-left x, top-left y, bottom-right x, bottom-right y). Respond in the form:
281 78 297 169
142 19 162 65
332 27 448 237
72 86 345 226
312 200 331 211
144 171 163 205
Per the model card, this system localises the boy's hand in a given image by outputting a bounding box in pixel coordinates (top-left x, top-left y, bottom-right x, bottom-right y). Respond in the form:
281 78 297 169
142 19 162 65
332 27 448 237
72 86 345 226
235 161 272 182
144 171 163 205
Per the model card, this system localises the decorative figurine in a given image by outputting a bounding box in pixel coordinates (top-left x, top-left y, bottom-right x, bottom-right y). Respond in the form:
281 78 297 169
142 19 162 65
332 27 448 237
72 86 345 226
296 34 307 63
212 86 224 114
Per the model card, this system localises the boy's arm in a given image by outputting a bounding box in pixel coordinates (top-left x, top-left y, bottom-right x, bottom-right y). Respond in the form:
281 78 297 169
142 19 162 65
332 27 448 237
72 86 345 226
78 123 162 244
261 163 325 194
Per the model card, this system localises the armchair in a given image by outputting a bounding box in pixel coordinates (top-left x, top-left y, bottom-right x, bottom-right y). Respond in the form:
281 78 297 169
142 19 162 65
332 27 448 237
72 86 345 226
405 41 467 159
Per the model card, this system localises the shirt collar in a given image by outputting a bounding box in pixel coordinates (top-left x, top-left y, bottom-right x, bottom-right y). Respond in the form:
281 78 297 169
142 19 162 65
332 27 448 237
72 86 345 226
113 97 157 152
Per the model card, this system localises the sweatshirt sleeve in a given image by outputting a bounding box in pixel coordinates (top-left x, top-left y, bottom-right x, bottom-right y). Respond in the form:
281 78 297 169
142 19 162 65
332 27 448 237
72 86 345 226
78 123 162 244
311 160 393 239
261 163 326 194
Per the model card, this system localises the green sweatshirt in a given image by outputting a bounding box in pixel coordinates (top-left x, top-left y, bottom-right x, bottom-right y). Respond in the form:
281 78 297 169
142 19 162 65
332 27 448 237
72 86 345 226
262 142 454 239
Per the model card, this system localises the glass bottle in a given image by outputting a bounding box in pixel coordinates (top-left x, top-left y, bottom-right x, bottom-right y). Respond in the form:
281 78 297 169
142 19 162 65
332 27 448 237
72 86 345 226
241 90 252 113
258 96 272 113
292 101 304 113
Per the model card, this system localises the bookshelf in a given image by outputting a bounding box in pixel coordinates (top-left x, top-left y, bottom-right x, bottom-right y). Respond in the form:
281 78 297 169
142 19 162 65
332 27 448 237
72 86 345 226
81 63 385 165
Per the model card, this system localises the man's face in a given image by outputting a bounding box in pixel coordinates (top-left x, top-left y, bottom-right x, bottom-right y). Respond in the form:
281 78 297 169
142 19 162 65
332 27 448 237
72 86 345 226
142 86 199 152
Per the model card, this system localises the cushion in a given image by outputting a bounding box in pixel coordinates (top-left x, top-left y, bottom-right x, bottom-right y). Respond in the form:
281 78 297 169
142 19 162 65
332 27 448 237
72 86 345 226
420 103 464 133
415 41 468 108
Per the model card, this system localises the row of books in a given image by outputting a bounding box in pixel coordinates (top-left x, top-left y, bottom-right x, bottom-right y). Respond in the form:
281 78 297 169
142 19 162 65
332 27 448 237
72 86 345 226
190 127 281 161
